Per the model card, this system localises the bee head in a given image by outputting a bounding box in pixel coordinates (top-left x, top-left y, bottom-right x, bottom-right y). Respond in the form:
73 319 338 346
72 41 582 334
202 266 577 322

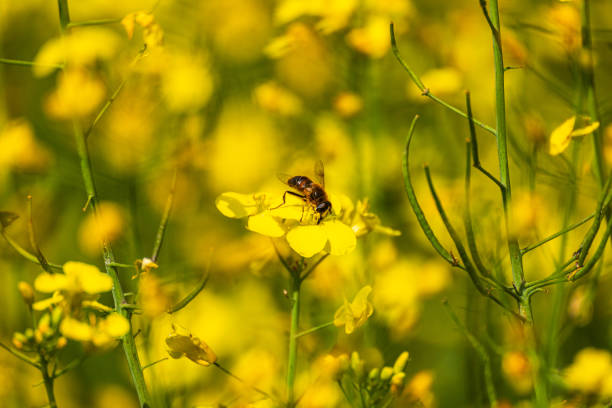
315 201 332 223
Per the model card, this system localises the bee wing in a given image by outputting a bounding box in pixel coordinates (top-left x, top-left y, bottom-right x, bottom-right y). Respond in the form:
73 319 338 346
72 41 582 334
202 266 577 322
277 172 293 186
314 160 325 189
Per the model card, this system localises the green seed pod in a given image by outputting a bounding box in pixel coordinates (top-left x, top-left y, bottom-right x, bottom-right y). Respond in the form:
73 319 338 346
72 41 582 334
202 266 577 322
393 351 409 373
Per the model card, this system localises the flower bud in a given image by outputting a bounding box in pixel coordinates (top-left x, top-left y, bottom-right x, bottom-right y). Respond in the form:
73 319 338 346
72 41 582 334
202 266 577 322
391 372 406 395
12 332 27 349
51 307 63 327
56 336 67 349
18 281 34 306
368 368 380 381
393 351 409 373
338 353 350 373
351 351 364 379
380 366 394 381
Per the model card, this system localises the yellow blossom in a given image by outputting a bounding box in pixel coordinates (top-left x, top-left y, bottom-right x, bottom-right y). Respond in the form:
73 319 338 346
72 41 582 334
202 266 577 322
17 281 34 306
161 52 213 113
45 68 106 119
217 191 357 258
35 262 112 295
564 348 612 396
33 28 120 77
502 351 532 394
405 370 435 407
346 15 391 58
549 116 600 156
333 285 374 334
0 120 51 172
78 201 125 256
333 92 363 117
166 327 217 367
122 11 164 48
253 81 302 116
60 313 129 348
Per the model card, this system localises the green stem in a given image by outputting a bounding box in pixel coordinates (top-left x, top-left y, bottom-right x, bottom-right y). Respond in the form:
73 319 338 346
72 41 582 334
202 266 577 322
521 213 594 254
0 230 63 270
40 356 57 408
56 0 70 32
286 273 301 406
390 24 496 136
488 0 525 292
72 118 150 407
0 58 63 69
151 169 177 263
67 18 122 28
0 342 41 368
214 362 276 401
294 321 334 339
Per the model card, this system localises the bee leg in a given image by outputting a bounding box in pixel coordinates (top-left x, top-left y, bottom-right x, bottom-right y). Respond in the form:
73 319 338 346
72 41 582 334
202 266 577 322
271 191 306 210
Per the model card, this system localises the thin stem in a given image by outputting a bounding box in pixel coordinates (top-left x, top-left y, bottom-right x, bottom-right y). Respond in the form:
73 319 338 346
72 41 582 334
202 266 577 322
67 18 122 28
0 342 41 368
402 115 457 266
487 0 525 293
151 169 177 263
521 213 594 254
0 58 63 69
214 362 275 401
0 230 63 270
71 115 150 407
294 321 334 339
142 357 168 370
443 300 497 407
286 273 301 406
56 0 70 33
390 23 497 136
578 173 612 265
167 271 210 314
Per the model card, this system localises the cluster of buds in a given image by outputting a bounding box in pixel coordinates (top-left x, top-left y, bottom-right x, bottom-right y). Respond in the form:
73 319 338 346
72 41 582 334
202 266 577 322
13 283 67 354
336 350 410 407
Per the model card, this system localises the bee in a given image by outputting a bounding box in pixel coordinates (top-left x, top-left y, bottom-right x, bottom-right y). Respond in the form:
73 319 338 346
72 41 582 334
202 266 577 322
276 160 332 224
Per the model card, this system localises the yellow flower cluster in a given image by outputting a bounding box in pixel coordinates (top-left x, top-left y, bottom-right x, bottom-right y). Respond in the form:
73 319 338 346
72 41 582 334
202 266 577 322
32 262 129 349
564 348 612 397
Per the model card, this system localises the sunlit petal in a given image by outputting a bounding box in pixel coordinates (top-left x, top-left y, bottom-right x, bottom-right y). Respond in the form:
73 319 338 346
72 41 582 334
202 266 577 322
247 212 286 237
323 220 356 255
286 225 327 257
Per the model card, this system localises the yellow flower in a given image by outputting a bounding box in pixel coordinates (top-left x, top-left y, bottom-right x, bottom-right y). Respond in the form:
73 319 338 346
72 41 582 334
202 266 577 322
333 92 363 117
161 52 213 113
166 327 217 367
78 201 125 256
0 119 51 172
33 28 120 77
60 313 129 348
346 15 391 58
333 285 374 334
121 11 164 48
564 348 612 396
502 351 532 394
253 81 302 116
45 68 106 119
549 115 600 156
216 191 357 258
33 261 113 311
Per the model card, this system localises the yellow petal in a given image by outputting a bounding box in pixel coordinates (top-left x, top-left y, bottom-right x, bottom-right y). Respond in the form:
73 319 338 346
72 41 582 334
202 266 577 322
322 220 357 256
350 285 373 317
215 192 261 218
64 261 113 294
81 300 113 313
246 212 286 237
571 121 600 137
121 13 136 39
101 313 130 337
34 272 68 293
60 317 93 341
549 116 576 156
333 299 351 327
32 292 64 311
268 203 304 221
286 225 327 258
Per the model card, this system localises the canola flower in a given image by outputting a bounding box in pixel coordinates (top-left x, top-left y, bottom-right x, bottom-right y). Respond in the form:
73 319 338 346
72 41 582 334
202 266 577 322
31 261 129 348
216 190 357 258
333 285 374 334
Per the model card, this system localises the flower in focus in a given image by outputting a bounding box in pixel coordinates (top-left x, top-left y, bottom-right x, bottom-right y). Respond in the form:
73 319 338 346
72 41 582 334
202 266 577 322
334 285 374 334
166 326 217 367
563 348 612 397
216 190 357 258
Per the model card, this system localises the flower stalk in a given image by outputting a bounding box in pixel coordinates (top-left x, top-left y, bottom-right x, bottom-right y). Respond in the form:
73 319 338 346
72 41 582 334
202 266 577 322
286 270 301 406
